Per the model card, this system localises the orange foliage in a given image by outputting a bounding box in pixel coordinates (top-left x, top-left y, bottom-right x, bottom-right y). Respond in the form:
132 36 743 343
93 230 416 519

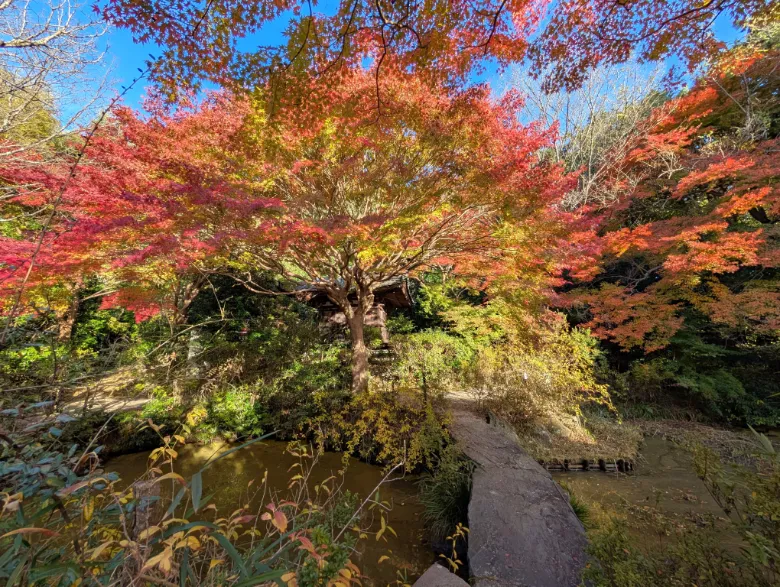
565 44 779 352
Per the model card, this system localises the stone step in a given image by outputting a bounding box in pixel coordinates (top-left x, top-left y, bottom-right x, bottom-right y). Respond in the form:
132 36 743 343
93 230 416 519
413 563 469 587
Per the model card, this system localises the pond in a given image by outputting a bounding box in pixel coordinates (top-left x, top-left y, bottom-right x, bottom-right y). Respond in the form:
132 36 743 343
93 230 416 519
551 436 738 547
107 440 433 586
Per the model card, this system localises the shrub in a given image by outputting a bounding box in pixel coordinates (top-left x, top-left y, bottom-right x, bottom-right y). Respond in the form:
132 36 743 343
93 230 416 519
0 341 57 389
71 308 136 359
205 387 267 439
0 294 137 393
600 323 780 427
392 329 477 397
260 342 352 436
418 444 474 540
140 396 182 422
386 313 415 335
624 347 779 426
473 316 612 428
321 387 449 471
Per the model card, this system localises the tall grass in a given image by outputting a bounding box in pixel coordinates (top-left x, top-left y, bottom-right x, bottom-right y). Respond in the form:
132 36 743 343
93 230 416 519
418 445 475 540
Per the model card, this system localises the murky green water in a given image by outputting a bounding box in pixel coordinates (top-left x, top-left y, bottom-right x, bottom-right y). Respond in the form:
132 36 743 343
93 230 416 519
107 440 432 586
552 436 739 546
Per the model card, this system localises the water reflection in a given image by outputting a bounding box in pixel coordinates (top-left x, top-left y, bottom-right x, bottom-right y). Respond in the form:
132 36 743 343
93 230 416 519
107 440 433 586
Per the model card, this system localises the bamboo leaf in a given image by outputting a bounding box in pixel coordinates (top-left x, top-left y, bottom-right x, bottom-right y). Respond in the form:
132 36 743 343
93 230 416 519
191 471 203 513
1 528 60 540
210 531 249 578
233 569 288 587
166 486 187 518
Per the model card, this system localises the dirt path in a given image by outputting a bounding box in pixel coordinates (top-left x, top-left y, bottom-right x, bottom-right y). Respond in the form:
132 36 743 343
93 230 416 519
60 366 150 415
62 393 150 415
1 368 150 436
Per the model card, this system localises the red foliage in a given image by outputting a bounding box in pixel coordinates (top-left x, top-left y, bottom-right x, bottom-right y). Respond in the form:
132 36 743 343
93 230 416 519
565 45 780 351
0 93 261 323
530 0 775 91
1 71 572 333
99 0 774 96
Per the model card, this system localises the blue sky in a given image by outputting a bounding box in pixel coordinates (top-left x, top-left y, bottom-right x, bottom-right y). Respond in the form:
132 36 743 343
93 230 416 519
102 7 745 111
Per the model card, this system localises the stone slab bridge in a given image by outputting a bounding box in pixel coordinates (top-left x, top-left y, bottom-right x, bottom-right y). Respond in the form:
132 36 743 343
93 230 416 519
414 394 588 587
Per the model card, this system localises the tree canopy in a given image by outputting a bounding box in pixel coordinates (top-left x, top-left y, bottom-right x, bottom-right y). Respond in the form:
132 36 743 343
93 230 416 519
1 72 571 391
99 0 777 98
565 34 779 353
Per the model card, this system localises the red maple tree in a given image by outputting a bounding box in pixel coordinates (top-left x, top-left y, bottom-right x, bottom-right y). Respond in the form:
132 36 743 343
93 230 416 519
209 72 569 392
2 72 570 392
99 0 776 96
0 93 258 336
565 39 779 353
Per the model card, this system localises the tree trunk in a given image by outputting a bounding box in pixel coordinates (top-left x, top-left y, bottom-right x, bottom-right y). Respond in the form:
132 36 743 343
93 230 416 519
57 296 80 342
186 327 204 380
348 309 370 394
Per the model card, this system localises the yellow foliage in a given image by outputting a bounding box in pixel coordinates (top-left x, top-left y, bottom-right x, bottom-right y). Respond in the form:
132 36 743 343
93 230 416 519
471 310 613 427
319 387 449 471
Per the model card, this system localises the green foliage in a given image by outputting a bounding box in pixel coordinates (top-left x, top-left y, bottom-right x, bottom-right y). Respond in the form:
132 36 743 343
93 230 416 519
569 494 590 526
406 271 485 330
693 432 780 583
386 313 415 335
413 281 456 327
205 387 267 440
0 203 45 239
71 308 136 359
169 278 352 436
363 325 385 348
619 324 780 425
558 481 590 526
258 341 352 436
0 289 137 396
0 340 56 387
418 444 474 540
323 490 361 533
140 396 182 422
0 433 99 528
103 279 353 442
583 517 661 586
627 358 747 414
389 281 613 430
393 329 477 397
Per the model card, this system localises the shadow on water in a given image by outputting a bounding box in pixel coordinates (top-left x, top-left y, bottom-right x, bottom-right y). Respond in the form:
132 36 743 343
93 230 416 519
107 440 433 586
